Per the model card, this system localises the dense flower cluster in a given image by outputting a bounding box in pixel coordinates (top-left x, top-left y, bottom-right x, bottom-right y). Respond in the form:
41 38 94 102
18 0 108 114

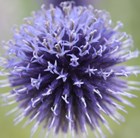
0 2 139 138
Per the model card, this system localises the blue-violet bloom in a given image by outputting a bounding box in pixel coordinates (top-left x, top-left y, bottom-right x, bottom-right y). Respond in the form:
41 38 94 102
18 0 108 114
0 2 140 138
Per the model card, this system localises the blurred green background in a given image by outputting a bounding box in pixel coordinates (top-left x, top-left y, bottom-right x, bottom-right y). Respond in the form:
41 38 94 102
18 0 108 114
0 0 140 138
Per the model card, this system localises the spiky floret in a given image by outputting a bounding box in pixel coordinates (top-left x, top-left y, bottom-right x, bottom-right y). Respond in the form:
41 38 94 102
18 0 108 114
0 2 140 138
46 0 91 6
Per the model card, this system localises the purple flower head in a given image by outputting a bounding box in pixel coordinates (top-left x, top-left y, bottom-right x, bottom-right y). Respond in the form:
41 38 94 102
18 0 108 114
0 2 140 138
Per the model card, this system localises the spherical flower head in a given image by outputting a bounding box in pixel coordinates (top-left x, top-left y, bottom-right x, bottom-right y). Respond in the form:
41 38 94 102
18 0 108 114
0 2 139 138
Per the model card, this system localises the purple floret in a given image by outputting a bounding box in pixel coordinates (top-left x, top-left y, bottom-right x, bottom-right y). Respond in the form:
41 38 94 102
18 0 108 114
46 0 91 6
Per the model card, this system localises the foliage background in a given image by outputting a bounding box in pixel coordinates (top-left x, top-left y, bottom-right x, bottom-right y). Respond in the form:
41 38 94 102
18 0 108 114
0 0 140 138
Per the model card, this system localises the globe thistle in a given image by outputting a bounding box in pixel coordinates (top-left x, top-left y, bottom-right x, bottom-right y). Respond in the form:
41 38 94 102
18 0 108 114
0 2 140 138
